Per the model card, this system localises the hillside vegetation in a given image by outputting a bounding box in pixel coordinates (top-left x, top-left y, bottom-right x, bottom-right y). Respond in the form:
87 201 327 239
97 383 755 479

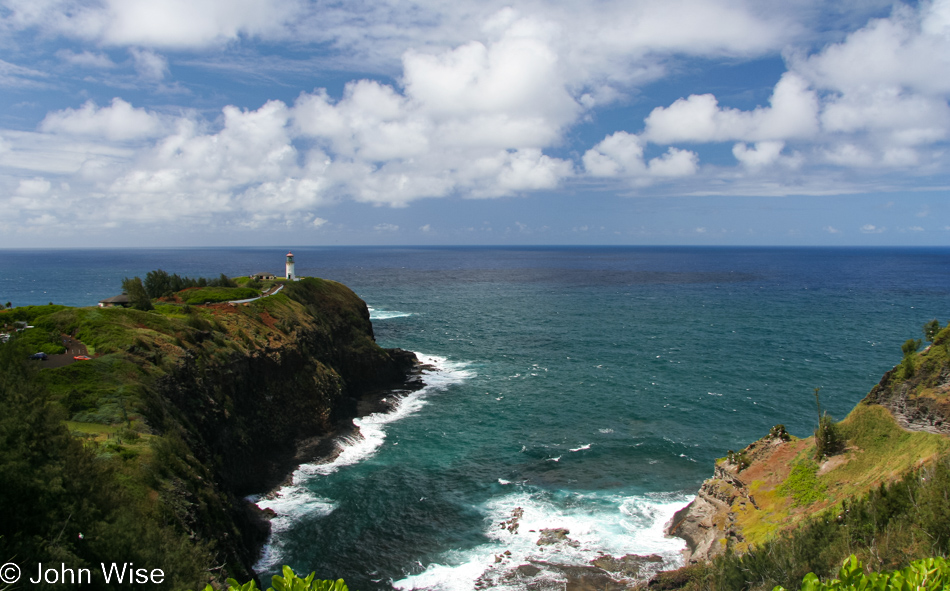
0 277 415 590
657 324 950 591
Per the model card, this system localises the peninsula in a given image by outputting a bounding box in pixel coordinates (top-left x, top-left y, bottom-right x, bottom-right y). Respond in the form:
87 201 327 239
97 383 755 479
0 274 418 589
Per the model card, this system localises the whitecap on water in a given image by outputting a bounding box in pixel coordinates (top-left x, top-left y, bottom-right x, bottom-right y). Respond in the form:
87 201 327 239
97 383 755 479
368 306 413 320
251 488 336 571
253 353 473 572
394 489 688 591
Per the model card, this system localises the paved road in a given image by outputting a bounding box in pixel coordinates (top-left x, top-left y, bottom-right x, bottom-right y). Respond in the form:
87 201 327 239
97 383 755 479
229 283 284 304
43 334 91 368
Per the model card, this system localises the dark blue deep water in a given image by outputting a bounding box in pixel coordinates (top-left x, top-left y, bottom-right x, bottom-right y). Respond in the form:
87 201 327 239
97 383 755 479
2 247 948 590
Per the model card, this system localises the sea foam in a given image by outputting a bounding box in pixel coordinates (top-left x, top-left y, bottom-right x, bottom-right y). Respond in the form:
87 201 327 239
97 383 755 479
253 353 473 572
394 488 687 591
368 307 414 320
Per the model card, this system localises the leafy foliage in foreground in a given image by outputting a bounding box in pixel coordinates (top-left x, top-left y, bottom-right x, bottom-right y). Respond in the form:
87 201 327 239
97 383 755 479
191 566 352 591
773 555 949 591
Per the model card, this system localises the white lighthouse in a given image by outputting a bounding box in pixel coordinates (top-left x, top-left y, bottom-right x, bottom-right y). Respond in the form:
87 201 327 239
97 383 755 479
285 252 295 280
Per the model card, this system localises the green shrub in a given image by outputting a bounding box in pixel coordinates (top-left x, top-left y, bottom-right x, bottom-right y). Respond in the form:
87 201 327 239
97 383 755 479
923 320 942 343
191 566 352 591
10 327 66 355
770 424 792 441
899 355 917 380
815 414 845 459
773 554 949 591
727 449 751 471
901 338 922 357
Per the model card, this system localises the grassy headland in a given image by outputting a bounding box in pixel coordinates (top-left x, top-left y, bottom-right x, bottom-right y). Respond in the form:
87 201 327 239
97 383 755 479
0 276 415 590
657 324 950 591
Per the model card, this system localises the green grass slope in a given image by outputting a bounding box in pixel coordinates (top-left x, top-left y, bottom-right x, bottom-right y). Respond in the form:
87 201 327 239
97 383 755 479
654 325 950 591
0 277 413 590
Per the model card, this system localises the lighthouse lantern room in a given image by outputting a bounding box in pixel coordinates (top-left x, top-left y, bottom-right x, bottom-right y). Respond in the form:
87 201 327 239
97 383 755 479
285 252 295 281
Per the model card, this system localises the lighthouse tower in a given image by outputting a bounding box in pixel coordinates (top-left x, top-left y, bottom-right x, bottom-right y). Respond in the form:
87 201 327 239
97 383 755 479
285 252 295 281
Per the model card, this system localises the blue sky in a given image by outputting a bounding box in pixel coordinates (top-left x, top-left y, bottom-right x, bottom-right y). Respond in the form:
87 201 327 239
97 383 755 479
1 0 948 247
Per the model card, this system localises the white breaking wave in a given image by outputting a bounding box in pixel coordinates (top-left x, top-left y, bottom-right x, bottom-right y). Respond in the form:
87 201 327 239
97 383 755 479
368 306 413 319
253 353 473 572
569 444 591 452
251 488 336 572
394 489 688 591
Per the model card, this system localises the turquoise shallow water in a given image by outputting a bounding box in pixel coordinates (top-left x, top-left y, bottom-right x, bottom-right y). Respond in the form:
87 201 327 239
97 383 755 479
2 246 948 589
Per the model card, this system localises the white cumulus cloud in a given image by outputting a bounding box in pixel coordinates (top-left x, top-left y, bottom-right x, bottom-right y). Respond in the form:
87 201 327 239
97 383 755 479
582 132 698 179
39 98 168 141
642 73 819 144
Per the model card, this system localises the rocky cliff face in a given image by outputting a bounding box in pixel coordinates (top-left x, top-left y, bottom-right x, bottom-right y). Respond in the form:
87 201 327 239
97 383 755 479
142 278 419 583
666 434 787 563
864 344 950 436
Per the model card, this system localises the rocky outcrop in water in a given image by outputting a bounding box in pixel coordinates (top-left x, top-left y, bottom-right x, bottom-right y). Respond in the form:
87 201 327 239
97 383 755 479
665 435 781 563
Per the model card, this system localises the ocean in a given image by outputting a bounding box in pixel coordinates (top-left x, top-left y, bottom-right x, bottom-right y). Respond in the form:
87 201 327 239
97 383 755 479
2 246 948 590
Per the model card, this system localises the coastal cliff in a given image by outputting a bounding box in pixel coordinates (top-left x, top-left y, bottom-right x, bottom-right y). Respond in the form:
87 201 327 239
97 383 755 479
0 277 418 588
658 325 950 589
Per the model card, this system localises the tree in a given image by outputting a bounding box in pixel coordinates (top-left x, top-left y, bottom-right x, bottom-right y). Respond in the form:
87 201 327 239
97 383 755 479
4 302 10 309
121 277 153 311
812 387 844 459
923 319 941 343
208 273 236 288
815 413 844 459
144 269 172 299
901 338 922 357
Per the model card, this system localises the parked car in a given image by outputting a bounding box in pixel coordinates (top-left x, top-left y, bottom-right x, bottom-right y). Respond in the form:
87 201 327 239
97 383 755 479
29 352 48 360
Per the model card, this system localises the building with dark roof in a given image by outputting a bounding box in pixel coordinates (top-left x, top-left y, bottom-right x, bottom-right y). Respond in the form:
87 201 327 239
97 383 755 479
98 294 131 308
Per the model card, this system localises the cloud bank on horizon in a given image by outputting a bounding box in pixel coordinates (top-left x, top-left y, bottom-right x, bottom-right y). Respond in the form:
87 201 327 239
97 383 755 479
1 0 949 245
